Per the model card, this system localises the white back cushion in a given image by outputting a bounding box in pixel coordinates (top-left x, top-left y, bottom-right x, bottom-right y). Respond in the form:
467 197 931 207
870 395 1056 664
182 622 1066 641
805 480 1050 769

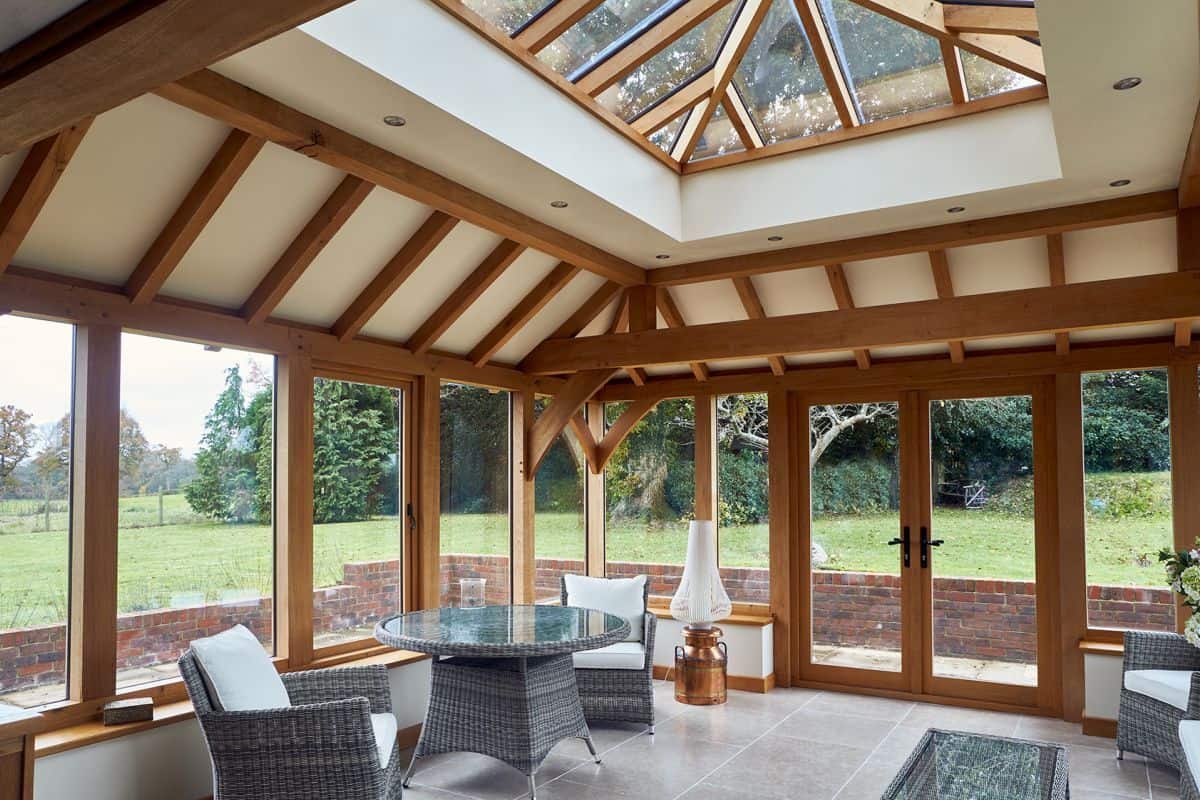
564 574 646 643
191 625 290 711
1124 669 1193 712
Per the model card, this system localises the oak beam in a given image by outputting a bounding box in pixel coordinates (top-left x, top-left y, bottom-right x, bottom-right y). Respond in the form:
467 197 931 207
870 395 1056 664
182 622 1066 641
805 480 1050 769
928 250 966 362
674 0 772 161
157 70 647 285
1046 233 1071 355
469 261 582 366
68 324 122 701
656 287 711 381
731 276 786 376
0 120 92 273
0 0 354 154
723 87 764 149
577 0 733 96
523 271 1200 373
942 4 1038 36
823 264 871 369
793 0 858 127
610 291 650 385
648 191 1177 285
125 129 264 303
1176 208 1200 346
332 211 458 343
530 368 620 473
941 40 968 105
632 74 712 136
1182 100 1200 208
407 240 525 355
241 176 373 324
596 398 658 472
515 0 605 52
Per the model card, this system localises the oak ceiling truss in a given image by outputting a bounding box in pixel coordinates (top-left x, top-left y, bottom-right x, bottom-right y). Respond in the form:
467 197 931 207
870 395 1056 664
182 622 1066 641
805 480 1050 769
432 0 1045 171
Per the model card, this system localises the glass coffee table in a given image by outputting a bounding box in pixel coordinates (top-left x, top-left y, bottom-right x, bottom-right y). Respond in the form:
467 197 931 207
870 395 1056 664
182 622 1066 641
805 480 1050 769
882 729 1069 799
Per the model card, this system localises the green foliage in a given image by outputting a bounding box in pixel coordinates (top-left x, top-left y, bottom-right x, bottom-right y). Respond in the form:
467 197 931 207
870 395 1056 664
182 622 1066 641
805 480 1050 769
812 458 896 516
988 471 1172 520
1082 370 1169 472
311 379 398 524
717 447 768 526
605 398 695 524
185 366 264 524
440 383 509 514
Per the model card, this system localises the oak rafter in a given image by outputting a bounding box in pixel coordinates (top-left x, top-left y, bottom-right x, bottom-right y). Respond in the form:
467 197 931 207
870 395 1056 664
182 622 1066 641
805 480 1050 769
468 261 582 366
731 276 786 376
927 250 966 363
823 264 871 370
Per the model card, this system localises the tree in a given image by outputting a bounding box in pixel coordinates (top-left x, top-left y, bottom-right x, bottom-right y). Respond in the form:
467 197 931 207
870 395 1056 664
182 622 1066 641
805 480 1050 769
30 416 70 531
0 405 35 490
117 409 149 493
312 378 397 523
186 366 262 523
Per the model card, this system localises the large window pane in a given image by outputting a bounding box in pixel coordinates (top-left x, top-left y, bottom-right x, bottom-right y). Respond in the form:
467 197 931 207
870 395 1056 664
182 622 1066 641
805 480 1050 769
539 0 676 78
605 399 694 598
440 383 511 606
717 394 769 604
690 103 747 161
464 0 554 34
1083 369 1174 631
0 316 73 708
534 399 586 603
960 49 1039 101
312 378 403 648
809 402 902 672
116 335 274 689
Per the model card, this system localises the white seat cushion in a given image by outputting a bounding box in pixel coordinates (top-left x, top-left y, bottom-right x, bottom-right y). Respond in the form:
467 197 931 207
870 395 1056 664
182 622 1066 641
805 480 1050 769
1182 721 1200 785
1124 669 1194 712
572 642 646 671
564 574 646 643
190 624 290 712
370 713 398 768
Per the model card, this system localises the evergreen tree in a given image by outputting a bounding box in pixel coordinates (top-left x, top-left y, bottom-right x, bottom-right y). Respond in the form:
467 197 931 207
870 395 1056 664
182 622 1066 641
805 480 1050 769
312 379 397 523
186 366 259 523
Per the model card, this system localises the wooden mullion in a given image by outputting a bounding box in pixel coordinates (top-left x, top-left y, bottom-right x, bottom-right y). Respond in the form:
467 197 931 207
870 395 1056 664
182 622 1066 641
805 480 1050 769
241 175 373 324
470 262 582 366
69 324 122 701
694 394 718 521
276 349 315 665
1170 362 1200 556
407 240 526 355
584 401 606 576
125 129 264 303
793 0 859 127
941 41 968 105
1053 372 1086 721
0 119 92 274
731 276 786 375
515 0 606 52
767 388 794 687
927 250 966 362
723 86 764 149
414 376 442 609
632 74 712 136
823 264 871 369
332 211 459 343
511 391 536 603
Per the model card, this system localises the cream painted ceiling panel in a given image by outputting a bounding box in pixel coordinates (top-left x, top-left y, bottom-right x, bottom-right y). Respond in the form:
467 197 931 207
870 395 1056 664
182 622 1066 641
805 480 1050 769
671 281 744 325
0 149 28 199
17 95 230 285
843 253 937 307
163 141 347 308
1063 218 1176 283
1072 322 1175 343
494 272 605 364
436 249 559 355
273 188 432 327
966 334 1057 352
359 223 503 341
579 297 623 337
753 268 838 316
947 237 1050 296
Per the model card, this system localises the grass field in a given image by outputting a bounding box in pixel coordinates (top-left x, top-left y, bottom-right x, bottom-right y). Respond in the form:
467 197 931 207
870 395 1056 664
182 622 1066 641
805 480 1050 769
0 493 1175 629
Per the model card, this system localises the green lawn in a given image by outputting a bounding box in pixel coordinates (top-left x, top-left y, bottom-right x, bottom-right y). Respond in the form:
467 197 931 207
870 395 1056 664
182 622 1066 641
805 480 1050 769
0 493 1175 629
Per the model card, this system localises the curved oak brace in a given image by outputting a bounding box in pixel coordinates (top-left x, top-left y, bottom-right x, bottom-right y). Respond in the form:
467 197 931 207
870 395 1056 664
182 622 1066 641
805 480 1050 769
528 368 618 475
566 413 599 473
595 398 658 473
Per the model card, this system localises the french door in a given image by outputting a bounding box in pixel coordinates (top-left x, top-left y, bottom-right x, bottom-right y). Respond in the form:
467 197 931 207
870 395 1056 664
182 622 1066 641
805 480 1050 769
798 379 1059 712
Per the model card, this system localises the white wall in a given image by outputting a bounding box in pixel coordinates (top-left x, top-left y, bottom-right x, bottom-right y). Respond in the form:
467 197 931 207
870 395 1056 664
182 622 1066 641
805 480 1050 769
651 619 774 680
1084 652 1124 722
34 660 433 800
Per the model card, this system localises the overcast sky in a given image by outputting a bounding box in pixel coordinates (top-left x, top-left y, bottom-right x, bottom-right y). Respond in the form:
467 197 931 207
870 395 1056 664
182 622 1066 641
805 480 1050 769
1 315 273 458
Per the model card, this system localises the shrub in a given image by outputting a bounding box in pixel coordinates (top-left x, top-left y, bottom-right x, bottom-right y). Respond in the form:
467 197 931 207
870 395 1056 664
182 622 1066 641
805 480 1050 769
811 458 896 516
988 472 1171 519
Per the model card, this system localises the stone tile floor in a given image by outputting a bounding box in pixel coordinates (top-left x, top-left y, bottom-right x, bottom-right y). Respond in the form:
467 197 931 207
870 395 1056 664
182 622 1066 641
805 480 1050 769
399 679 1180 800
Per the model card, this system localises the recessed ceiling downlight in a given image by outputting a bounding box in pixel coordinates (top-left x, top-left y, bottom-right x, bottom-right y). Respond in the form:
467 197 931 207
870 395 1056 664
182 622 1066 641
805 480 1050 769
947 206 966 214
550 200 569 208
655 254 671 260
1112 77 1142 91
382 115 407 127
768 235 783 242
1109 179 1132 187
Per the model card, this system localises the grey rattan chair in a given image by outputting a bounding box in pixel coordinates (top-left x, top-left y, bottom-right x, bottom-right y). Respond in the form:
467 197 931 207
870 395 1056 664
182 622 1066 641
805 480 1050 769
1117 630 1200 769
1181 677 1200 800
560 575 656 732
179 651 404 800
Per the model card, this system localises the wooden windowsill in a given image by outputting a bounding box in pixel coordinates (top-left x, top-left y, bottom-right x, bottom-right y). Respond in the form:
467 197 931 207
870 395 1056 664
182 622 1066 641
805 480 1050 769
647 607 773 628
1078 640 1124 655
33 648 428 758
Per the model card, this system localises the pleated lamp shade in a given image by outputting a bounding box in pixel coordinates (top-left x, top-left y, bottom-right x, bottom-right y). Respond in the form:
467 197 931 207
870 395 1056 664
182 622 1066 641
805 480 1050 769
669 520 732 628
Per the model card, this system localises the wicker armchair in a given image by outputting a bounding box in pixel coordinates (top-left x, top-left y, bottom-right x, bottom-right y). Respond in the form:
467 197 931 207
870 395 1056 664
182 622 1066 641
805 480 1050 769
179 652 404 800
560 576 656 732
1117 630 1200 769
1181 673 1200 800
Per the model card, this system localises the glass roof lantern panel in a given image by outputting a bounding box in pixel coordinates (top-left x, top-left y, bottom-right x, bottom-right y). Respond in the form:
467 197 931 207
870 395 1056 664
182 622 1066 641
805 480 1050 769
960 49 1039 101
649 112 688 152
732 0 841 146
818 0 952 124
596 3 736 121
466 0 554 34
540 0 685 78
690 102 747 161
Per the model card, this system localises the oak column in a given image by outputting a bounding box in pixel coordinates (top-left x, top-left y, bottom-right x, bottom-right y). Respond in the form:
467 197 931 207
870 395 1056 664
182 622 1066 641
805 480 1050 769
512 392 536 603
276 349 314 665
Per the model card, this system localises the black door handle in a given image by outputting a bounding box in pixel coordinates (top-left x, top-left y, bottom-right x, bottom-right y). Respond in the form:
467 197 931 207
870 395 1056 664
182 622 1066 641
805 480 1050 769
919 527 943 568
887 526 911 568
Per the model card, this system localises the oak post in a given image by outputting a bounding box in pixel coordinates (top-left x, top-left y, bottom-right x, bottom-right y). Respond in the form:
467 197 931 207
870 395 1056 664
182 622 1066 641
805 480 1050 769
694 394 718 521
1054 373 1086 721
512 392 536 603
1170 361 1200 633
585 401 606 576
415 376 442 609
767 389 794 688
276 349 314 666
69 324 121 700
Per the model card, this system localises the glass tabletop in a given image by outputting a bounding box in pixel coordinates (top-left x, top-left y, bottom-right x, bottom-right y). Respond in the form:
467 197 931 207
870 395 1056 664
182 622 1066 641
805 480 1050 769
375 605 631 657
882 729 1068 800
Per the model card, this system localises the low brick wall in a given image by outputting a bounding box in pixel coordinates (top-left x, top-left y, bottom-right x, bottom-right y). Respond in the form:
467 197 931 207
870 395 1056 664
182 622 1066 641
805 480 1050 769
0 555 1180 697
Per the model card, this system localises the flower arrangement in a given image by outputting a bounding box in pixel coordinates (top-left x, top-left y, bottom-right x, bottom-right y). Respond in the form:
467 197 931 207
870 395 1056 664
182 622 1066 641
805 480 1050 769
1160 545 1200 646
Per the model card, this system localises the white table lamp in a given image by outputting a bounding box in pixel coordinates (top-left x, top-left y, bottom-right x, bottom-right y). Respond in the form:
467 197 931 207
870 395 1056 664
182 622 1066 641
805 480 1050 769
669 520 732 628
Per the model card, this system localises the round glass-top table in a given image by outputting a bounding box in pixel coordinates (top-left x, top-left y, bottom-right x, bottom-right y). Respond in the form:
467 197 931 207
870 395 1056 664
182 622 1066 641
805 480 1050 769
375 606 630 798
